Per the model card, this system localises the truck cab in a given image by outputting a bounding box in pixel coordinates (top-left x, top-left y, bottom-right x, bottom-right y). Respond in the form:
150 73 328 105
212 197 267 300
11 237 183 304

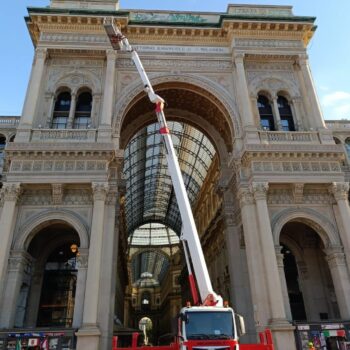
179 306 241 350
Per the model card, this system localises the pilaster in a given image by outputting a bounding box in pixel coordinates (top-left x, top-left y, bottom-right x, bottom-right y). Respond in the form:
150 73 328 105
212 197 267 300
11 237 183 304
76 182 109 350
296 54 325 130
330 182 350 272
233 53 257 134
324 246 350 319
17 48 48 142
251 182 295 350
98 50 117 142
0 250 32 328
0 183 22 305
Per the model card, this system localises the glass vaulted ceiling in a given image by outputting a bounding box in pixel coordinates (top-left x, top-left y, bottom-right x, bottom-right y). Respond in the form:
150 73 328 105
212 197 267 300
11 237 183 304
124 121 216 237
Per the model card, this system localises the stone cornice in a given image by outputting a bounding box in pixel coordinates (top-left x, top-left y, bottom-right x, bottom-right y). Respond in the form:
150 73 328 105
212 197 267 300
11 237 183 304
26 7 316 47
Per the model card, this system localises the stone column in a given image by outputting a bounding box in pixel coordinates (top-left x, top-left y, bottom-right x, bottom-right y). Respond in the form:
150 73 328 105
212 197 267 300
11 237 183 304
252 182 295 350
0 183 21 304
275 247 292 321
67 93 77 128
76 182 108 350
98 50 117 141
98 187 118 350
330 182 350 272
233 53 255 129
222 188 255 342
17 48 48 141
238 187 270 330
296 54 325 129
272 96 282 130
0 250 31 328
73 248 89 328
325 247 350 319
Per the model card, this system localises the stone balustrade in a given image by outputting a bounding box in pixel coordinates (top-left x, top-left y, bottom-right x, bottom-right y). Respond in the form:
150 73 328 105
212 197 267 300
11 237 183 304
31 129 97 142
326 121 350 130
0 117 20 127
259 131 320 144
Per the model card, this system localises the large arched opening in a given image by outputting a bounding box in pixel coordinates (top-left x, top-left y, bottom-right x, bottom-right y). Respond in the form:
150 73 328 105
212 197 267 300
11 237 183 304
279 221 340 323
14 222 81 329
117 82 236 342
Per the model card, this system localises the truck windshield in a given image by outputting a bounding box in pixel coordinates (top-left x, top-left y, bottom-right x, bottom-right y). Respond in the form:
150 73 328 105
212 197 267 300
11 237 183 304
185 311 234 340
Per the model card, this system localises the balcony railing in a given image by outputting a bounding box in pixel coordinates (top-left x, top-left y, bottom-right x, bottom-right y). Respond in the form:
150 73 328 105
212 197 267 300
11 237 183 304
259 131 320 144
31 129 97 142
326 121 350 130
0 116 20 127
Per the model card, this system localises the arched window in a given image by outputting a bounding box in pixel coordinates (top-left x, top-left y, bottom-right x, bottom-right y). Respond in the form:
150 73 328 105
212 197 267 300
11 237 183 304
277 96 295 131
73 92 92 129
52 92 71 129
257 95 275 131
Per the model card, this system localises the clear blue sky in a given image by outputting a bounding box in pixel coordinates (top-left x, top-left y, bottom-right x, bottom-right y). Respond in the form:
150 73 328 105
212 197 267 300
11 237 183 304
0 0 349 120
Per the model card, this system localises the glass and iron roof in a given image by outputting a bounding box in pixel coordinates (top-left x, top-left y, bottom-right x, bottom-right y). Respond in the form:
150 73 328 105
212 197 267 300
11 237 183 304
123 121 216 236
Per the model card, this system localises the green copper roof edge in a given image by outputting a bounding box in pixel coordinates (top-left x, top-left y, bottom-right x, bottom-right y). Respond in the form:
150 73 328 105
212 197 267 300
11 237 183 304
27 7 316 25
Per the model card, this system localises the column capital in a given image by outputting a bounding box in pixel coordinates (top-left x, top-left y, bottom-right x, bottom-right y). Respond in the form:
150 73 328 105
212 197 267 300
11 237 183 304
106 49 117 61
252 182 269 201
330 182 349 201
238 187 254 207
8 250 33 271
1 183 22 202
35 47 48 60
233 52 245 65
297 53 309 65
325 247 346 268
92 182 109 201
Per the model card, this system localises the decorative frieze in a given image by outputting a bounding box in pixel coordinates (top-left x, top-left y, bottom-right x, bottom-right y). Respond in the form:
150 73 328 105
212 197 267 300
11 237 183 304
252 161 342 175
235 39 302 49
21 189 52 206
64 189 92 205
116 58 232 71
267 189 293 205
41 32 109 44
10 159 107 174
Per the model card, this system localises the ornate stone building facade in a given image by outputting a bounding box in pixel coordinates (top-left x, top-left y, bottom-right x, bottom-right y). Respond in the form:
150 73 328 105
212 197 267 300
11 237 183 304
1 0 350 349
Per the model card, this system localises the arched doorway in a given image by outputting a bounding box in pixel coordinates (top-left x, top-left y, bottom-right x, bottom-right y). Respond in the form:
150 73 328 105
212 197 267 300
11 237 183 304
280 221 340 323
16 222 80 328
118 82 236 342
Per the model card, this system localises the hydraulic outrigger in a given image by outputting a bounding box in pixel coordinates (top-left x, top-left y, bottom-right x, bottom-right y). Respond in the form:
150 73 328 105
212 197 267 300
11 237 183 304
104 17 274 350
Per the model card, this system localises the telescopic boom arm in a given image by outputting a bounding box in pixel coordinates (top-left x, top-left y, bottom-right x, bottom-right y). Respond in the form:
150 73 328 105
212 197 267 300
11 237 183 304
103 18 222 307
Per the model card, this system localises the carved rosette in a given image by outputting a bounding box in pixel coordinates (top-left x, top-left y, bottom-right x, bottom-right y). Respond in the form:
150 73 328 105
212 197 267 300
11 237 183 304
92 182 109 202
330 182 349 201
252 182 269 201
238 187 254 208
1 183 22 202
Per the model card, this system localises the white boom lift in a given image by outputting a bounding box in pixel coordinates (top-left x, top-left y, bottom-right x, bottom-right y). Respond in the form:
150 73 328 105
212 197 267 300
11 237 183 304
104 17 274 350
